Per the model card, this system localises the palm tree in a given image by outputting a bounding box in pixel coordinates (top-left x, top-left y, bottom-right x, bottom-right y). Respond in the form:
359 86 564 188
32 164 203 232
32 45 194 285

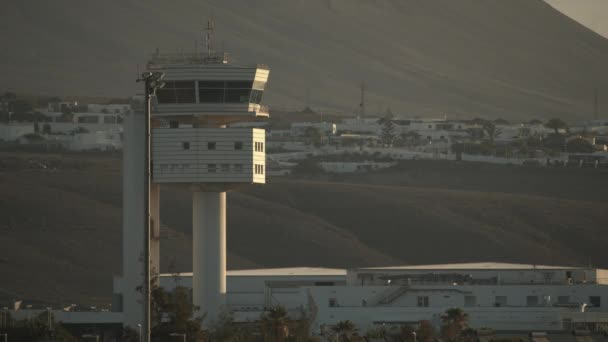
260 305 290 342
332 320 356 342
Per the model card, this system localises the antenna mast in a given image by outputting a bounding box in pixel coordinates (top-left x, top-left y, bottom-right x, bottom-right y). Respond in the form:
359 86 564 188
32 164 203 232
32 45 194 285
359 81 366 120
206 18 215 57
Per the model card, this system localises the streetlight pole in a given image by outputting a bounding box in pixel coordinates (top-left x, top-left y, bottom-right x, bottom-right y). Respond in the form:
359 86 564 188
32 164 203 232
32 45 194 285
136 71 165 342
412 331 417 342
137 323 142 342
0 333 7 342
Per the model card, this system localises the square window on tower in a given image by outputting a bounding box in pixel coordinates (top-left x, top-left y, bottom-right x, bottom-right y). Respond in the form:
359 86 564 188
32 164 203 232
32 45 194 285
208 142 216 150
234 142 243 150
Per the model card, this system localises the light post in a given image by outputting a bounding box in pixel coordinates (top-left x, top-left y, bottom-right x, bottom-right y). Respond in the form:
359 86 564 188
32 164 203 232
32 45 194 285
46 307 53 334
412 331 417 342
136 71 165 342
82 334 99 342
0 333 7 342
169 332 186 342
137 323 142 342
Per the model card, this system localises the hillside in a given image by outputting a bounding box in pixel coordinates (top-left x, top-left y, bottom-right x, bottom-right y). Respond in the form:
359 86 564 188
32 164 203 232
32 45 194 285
1 0 608 120
1 152 608 305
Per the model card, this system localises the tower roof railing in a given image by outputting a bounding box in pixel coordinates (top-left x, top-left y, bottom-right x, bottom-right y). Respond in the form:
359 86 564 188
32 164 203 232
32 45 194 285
148 52 228 66
147 52 269 70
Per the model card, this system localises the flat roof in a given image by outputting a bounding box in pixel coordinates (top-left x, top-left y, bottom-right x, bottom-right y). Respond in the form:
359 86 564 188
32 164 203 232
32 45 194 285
161 267 347 278
354 262 585 271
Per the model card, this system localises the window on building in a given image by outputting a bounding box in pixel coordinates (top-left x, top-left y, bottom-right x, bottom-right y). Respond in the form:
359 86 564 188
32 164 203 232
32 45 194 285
156 81 196 104
182 142 190 150
198 81 225 103
160 164 169 174
261 165 264 175
495 296 507 307
234 142 243 150
198 80 254 104
208 164 217 173
558 296 570 304
590 296 601 307
169 120 179 128
260 142 264 152
208 142 216 150
220 164 230 172
526 296 539 307
417 296 429 307
464 296 476 307
329 298 338 307
234 164 243 172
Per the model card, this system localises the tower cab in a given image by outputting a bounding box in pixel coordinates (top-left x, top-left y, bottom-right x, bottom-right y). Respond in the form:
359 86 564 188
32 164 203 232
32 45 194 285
149 50 269 185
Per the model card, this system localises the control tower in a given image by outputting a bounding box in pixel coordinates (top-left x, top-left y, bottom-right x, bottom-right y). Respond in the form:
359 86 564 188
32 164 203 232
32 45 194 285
120 39 269 329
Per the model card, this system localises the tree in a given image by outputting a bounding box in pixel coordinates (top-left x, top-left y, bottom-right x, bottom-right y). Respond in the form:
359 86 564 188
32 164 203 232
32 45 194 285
2 311 76 342
416 320 435 342
544 118 567 135
483 122 502 146
209 311 254 342
260 305 290 342
380 114 397 147
332 320 356 342
441 308 469 341
138 274 206 342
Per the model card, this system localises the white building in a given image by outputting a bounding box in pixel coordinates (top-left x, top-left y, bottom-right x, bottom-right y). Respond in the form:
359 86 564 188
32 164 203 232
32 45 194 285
151 262 608 334
0 123 34 141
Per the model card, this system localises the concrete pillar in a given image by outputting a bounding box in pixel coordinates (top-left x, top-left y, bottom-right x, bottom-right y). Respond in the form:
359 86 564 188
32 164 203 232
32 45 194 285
150 183 161 278
192 191 227 324
121 111 146 329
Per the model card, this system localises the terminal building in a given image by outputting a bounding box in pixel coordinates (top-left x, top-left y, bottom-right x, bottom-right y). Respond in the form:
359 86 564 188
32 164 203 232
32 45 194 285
152 263 608 334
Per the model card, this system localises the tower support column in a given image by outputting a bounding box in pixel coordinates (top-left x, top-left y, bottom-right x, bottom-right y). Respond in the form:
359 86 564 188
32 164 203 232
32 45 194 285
192 190 227 323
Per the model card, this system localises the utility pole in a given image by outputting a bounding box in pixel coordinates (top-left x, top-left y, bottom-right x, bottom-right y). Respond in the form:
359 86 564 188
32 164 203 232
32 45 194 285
136 71 165 342
359 81 366 121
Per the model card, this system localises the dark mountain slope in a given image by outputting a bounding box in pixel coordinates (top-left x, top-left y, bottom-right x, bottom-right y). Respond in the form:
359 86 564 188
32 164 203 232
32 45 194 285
1 0 607 119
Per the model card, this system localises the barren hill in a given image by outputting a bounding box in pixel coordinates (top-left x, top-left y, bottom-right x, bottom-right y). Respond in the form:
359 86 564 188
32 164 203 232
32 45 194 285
1 152 607 304
1 0 608 120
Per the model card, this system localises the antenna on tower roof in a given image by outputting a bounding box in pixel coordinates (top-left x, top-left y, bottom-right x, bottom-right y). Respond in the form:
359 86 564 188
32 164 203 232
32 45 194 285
206 18 215 57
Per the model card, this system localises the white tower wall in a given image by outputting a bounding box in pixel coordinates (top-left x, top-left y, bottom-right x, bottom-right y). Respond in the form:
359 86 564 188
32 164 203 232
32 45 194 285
122 111 146 329
121 111 161 329
192 191 227 323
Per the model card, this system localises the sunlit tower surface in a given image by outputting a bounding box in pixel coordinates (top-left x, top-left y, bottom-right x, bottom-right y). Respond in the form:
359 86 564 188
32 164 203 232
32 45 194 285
121 28 269 331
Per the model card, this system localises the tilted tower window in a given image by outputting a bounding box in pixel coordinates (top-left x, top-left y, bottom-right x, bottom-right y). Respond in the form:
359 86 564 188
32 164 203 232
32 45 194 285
156 81 196 104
